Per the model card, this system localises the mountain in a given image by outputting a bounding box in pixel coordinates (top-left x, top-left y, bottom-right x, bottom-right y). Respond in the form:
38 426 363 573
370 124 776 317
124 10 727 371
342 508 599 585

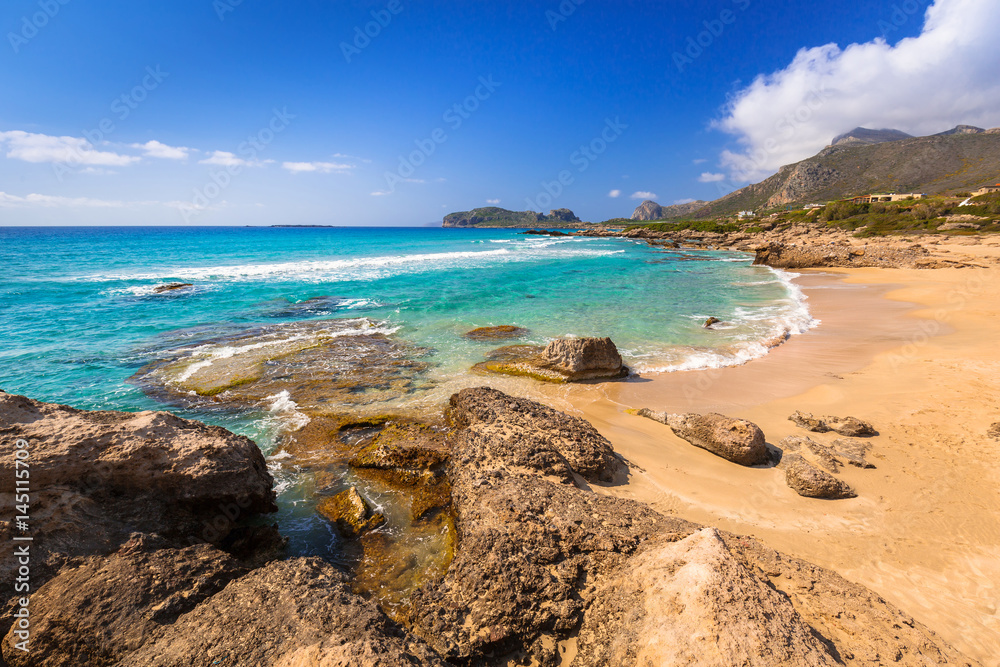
832 127 912 147
442 206 582 228
690 131 1000 218
631 199 707 221
934 124 985 136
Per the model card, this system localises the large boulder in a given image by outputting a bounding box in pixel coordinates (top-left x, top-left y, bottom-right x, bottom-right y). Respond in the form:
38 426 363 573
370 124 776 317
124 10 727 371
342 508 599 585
0 392 276 585
575 528 839 666
636 409 769 466
783 454 856 499
118 557 447 666
541 337 626 381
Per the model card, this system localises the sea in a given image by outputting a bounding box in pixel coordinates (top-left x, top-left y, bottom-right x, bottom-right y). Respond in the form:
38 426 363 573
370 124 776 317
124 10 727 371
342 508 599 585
0 225 815 564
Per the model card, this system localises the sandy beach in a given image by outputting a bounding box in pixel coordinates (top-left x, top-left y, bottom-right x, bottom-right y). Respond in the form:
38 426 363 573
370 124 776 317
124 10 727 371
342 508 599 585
531 237 1000 665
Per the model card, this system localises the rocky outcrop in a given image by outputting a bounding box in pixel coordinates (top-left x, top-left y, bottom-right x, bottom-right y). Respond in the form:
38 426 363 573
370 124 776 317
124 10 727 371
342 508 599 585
789 411 876 436
635 409 769 466
630 199 707 221
832 127 913 147
831 438 875 468
409 388 690 664
463 325 529 341
753 242 929 269
783 454 856 499
152 282 193 293
703 316 721 328
780 435 840 473
474 337 628 383
575 528 839 666
122 557 447 666
2 535 245 667
631 199 665 221
317 487 386 538
0 391 276 585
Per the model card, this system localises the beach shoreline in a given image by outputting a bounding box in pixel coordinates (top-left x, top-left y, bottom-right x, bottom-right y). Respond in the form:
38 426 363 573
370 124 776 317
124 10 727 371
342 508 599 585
535 249 1000 665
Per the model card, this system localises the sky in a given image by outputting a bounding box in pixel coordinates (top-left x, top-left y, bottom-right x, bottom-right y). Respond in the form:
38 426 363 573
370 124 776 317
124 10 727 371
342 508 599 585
1 0 998 226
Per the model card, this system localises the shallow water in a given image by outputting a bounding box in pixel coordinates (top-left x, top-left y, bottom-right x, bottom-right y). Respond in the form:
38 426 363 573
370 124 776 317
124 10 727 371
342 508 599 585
1 225 814 581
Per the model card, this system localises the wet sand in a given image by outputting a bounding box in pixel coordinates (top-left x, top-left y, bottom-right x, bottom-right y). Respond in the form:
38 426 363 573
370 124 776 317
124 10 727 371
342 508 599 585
532 247 1000 665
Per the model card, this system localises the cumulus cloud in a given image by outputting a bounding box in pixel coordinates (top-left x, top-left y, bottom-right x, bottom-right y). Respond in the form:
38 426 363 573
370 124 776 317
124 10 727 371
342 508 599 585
132 140 192 160
486 198 500 204
199 151 271 168
630 191 657 200
714 0 1000 182
282 161 353 173
0 130 138 166
698 172 726 182
608 189 621 198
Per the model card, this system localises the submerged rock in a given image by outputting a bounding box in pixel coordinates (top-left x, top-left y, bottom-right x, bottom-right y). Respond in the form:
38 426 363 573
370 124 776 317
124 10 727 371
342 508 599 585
0 391 276 587
463 325 529 341
152 282 193 293
636 409 769 466
576 528 839 666
783 454 856 499
704 316 722 328
317 487 386 538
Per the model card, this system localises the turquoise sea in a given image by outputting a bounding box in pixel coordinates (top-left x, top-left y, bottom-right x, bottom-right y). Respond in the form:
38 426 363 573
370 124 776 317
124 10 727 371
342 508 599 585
1 226 813 561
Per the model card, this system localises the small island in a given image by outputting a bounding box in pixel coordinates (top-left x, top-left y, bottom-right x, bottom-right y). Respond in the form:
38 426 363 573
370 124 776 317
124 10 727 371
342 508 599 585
442 206 586 228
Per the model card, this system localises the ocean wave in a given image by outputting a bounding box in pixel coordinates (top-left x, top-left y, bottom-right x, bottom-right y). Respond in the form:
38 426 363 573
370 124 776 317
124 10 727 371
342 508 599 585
82 245 623 285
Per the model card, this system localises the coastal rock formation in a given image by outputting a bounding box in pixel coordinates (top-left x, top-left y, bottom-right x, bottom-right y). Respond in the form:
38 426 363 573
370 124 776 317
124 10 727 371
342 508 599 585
753 241 929 269
317 487 386 538
408 388 692 664
2 535 245 667
780 435 840 473
575 528 839 666
630 199 707 221
541 337 626 381
463 325 529 341
783 454 856 499
123 558 447 666
831 438 875 468
789 411 876 437
0 391 276 585
474 337 628 383
635 409 769 466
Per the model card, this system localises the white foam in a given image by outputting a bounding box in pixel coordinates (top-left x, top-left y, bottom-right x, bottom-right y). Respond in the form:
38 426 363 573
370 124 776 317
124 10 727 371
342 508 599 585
265 390 311 430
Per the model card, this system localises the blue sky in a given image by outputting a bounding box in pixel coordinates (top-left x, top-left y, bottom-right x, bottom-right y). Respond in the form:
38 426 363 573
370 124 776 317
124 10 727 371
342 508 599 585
2 0 996 226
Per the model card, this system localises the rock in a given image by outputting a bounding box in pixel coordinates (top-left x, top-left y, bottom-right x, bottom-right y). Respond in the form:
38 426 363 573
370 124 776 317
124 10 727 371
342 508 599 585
938 222 981 231
832 438 875 468
152 282 193 293
637 409 768 466
789 410 830 432
446 387 626 483
575 528 840 666
823 414 876 437
704 316 722 328
462 325 529 341
783 454 856 499
122 557 448 666
0 391 276 586
521 229 570 236
1 535 245 667
779 435 840 473
988 422 1000 440
540 337 627 381
408 388 696 664
317 487 386 538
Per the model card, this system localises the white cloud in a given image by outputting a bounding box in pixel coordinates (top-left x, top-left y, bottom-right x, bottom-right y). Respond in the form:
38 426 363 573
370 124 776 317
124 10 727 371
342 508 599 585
198 151 271 168
486 198 500 204
0 191 127 208
370 190 391 196
630 191 658 200
715 0 1000 182
0 130 138 166
698 172 726 182
673 198 697 205
332 152 371 163
692 158 708 165
608 189 621 198
282 161 353 173
132 140 192 160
